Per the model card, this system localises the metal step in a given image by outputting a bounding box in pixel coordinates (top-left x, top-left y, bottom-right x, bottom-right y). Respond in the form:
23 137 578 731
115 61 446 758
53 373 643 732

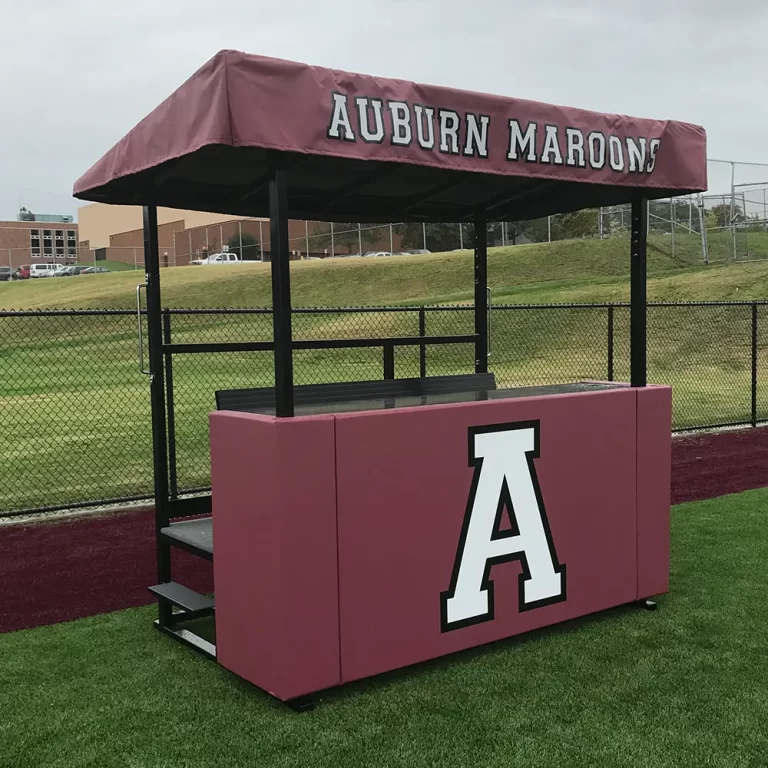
160 517 213 560
154 620 216 660
149 581 214 613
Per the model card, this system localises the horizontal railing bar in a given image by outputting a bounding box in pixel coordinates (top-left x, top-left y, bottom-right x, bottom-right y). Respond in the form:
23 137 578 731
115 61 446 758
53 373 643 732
164 335 478 354
165 342 272 353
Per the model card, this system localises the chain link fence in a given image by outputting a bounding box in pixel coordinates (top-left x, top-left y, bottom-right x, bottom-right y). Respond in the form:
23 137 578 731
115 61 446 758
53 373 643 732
2 302 768 519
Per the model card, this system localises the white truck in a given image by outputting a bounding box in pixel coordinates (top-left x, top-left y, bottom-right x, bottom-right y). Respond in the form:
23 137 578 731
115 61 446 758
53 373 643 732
190 252 243 265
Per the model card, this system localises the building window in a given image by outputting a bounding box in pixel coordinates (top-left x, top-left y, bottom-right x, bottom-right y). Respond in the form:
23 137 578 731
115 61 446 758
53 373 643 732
55 247 65 256
67 230 76 241
43 230 52 241
55 230 63 237
31 249 41 258
31 229 39 236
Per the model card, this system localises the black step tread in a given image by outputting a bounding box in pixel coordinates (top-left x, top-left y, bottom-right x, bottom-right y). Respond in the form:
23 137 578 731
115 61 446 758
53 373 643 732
160 517 213 555
149 582 214 613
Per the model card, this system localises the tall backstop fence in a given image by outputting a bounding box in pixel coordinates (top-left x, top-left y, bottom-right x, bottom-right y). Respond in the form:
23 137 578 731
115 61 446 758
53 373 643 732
2 301 768 519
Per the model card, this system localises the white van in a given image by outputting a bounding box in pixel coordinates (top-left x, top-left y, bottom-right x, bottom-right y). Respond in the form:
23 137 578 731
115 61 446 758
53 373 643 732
30 264 59 278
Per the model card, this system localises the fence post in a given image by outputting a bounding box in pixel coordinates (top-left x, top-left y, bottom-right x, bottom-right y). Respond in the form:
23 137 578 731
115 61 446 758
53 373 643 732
162 310 179 498
607 304 614 381
752 302 758 427
419 307 427 377
383 342 395 380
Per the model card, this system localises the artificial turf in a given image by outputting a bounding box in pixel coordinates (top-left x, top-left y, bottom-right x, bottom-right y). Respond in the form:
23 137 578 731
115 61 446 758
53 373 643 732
2 489 768 767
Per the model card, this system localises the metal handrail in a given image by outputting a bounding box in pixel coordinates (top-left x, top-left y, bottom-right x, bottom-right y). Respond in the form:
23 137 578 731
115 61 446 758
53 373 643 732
136 282 150 375
487 286 492 359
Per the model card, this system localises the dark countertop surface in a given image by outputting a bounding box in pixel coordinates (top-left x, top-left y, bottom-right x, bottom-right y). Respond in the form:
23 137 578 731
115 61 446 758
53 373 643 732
240 381 624 417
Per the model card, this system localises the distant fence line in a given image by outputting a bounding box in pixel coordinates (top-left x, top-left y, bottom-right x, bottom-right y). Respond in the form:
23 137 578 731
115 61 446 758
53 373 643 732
2 301 768 519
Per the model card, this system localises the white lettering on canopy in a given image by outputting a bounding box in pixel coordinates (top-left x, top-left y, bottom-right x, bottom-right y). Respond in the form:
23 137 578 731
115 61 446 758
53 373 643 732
325 93 663 176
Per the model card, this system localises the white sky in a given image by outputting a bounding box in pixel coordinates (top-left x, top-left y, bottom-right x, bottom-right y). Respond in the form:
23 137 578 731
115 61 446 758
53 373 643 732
1 0 767 220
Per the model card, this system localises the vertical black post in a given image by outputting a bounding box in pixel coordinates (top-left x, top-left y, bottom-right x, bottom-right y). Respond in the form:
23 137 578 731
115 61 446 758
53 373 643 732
162 310 178 499
143 206 171 625
474 210 488 374
269 166 294 416
419 307 427 378
630 196 648 387
751 302 758 427
383 343 395 380
607 304 614 382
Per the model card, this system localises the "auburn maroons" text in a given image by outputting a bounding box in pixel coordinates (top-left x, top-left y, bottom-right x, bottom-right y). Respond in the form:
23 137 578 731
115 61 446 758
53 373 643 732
326 93 661 174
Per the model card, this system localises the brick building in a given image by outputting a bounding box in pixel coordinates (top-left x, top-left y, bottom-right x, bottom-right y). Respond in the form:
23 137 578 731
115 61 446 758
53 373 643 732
76 203 405 267
0 218 80 269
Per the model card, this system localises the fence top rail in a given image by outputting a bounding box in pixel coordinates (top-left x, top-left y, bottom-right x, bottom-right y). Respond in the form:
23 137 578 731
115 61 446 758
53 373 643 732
5 300 768 319
0 308 137 317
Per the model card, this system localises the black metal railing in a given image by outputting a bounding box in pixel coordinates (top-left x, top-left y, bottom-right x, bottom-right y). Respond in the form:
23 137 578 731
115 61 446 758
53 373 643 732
1 301 767 519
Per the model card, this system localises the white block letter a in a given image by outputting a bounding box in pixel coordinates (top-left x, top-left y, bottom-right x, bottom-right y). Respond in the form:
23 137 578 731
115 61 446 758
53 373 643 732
440 421 566 632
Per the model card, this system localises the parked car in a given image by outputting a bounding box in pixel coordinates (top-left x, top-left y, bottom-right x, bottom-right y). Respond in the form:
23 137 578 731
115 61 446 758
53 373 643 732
56 265 92 277
362 251 392 258
15 265 30 279
0 266 13 281
190 252 242 265
80 266 110 274
30 263 59 278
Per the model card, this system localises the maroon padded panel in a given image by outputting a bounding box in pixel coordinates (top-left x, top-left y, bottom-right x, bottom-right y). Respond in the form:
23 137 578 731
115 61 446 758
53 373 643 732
210 411 340 701
636 385 672 599
334 389 639 683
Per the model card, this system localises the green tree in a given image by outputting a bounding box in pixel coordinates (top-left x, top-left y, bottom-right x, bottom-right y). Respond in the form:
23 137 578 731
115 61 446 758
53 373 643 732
331 223 363 253
709 203 744 229
393 223 459 252
227 232 260 260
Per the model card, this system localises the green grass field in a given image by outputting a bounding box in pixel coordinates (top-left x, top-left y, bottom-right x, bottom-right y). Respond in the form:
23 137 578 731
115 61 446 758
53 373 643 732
3 231 768 311
2 490 767 767
2 233 768 513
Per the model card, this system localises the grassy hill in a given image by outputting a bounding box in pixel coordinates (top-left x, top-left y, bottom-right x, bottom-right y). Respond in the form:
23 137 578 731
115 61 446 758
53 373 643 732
4 231 768 310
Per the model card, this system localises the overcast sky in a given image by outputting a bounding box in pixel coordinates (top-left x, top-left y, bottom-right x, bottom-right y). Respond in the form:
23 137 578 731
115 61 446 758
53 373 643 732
1 0 766 220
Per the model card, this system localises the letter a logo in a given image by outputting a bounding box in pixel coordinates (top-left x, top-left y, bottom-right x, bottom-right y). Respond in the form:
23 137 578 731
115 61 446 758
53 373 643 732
440 421 566 632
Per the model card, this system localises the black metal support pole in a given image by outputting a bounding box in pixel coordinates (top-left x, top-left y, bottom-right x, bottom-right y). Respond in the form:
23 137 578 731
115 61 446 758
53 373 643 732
751 302 758 427
162 310 178 499
269 166 294 417
607 304 614 382
383 343 395 380
419 307 427 378
143 206 172 626
474 210 488 374
630 197 648 387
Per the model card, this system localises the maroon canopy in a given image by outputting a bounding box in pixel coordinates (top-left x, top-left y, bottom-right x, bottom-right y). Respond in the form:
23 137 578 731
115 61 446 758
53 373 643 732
74 50 707 222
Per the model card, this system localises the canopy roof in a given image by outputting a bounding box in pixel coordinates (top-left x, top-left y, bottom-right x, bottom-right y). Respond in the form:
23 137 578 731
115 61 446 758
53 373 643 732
74 50 707 223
